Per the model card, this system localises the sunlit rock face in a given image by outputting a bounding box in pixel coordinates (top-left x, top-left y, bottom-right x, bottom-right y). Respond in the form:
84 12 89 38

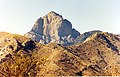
25 11 80 46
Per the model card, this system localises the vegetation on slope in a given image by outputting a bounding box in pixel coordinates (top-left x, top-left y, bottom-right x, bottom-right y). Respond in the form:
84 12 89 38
0 32 120 76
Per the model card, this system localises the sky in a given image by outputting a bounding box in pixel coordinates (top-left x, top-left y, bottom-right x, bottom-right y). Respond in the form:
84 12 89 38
0 0 120 35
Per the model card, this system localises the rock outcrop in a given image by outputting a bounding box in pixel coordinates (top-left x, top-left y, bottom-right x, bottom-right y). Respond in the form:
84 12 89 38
0 32 35 62
25 11 80 46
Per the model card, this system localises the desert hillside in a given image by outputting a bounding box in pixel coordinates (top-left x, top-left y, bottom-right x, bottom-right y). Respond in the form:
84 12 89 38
0 32 120 76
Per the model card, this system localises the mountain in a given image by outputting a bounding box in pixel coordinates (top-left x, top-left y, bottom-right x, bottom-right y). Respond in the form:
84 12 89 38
0 32 120 76
25 11 80 46
74 30 102 44
66 32 120 76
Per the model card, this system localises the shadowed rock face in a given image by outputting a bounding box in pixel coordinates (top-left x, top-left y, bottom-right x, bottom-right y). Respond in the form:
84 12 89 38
31 17 44 35
25 11 80 46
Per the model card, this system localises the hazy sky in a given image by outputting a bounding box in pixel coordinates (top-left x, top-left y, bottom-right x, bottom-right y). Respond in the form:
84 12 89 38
0 0 120 35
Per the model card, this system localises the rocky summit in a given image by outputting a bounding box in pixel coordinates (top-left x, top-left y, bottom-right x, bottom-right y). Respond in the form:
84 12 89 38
25 11 80 46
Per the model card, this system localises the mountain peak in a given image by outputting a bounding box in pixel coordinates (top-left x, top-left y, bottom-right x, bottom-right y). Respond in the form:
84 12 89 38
43 11 62 19
25 11 80 46
48 11 59 15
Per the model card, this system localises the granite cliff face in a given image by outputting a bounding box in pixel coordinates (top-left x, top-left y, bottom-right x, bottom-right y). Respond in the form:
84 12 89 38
25 11 80 46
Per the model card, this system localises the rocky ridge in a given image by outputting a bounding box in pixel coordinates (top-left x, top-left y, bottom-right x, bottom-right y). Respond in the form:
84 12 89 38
74 30 102 44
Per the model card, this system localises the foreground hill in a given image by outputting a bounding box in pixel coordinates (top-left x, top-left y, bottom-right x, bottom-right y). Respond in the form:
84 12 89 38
0 32 120 76
66 32 120 75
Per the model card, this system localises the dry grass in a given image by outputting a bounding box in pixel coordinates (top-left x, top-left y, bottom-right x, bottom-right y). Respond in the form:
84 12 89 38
0 32 120 76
